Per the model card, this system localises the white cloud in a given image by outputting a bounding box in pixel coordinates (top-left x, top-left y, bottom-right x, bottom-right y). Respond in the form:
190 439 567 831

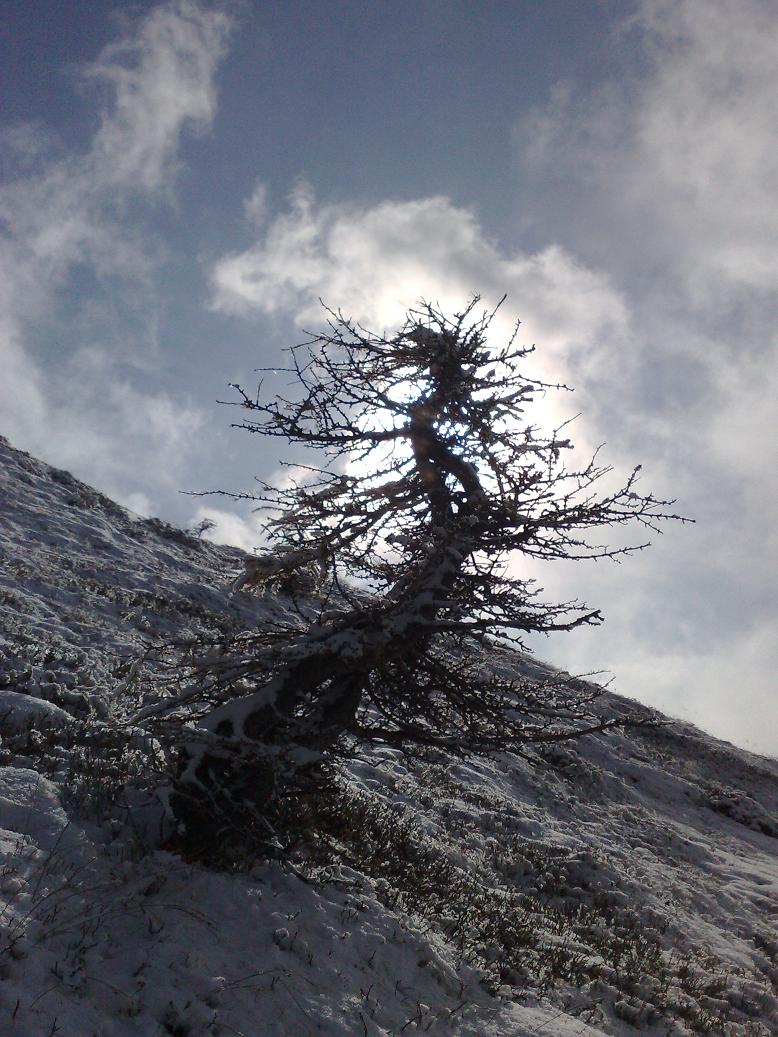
84 0 230 194
121 491 154 518
0 0 231 495
515 0 778 754
211 187 628 404
593 622 778 759
43 345 206 502
637 0 778 301
243 180 270 227
189 504 262 552
523 0 778 308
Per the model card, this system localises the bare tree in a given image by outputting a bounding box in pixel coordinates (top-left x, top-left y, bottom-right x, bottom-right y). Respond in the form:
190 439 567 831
138 299 688 853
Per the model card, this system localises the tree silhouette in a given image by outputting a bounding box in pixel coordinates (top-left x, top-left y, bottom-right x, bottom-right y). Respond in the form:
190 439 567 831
141 299 687 854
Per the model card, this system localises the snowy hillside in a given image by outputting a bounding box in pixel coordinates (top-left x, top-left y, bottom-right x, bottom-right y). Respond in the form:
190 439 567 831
1 433 776 1037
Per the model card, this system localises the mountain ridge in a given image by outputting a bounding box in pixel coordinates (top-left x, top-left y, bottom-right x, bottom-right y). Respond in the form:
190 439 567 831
0 433 776 1036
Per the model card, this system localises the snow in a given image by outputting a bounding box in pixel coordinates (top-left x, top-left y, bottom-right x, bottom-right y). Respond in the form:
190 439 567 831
0 433 776 1036
0 767 72 852
0 692 73 735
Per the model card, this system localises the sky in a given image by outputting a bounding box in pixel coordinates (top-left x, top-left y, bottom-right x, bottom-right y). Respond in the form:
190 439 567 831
1 0 776 756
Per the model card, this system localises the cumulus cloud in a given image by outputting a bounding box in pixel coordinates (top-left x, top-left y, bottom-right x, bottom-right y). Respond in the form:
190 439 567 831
578 619 778 758
522 0 778 308
0 0 231 499
209 187 641 513
514 0 778 754
211 185 628 400
188 504 262 552
633 0 778 302
45 345 206 505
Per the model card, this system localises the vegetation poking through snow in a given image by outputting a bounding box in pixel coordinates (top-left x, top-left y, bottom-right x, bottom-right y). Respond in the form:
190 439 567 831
0 433 776 1036
266 761 778 1034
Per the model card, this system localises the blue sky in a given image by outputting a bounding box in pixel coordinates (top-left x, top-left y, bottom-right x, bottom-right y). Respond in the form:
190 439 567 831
2 0 776 755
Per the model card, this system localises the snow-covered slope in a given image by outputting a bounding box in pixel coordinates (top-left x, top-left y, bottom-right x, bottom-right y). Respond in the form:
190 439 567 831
1 434 776 1037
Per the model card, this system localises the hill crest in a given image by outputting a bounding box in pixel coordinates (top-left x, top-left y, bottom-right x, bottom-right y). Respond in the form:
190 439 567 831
0 434 776 1036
